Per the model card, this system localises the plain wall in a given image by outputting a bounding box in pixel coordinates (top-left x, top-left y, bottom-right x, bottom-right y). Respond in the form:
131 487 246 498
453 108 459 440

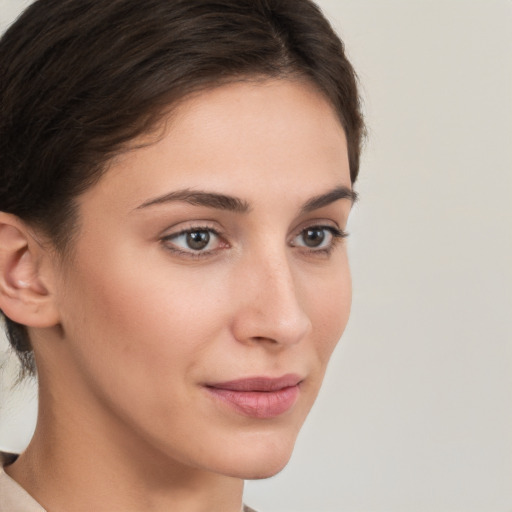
1 1 511 511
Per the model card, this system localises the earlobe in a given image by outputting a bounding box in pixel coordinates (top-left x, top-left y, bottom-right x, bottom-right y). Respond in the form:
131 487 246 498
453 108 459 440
0 213 59 328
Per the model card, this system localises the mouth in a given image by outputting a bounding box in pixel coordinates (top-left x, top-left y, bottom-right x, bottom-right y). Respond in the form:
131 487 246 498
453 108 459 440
204 374 303 419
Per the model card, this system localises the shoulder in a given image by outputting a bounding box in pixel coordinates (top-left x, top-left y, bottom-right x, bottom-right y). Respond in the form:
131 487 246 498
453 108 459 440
0 451 46 512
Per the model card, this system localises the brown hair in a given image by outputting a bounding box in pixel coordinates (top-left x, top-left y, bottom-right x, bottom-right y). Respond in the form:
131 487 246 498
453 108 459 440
0 0 364 377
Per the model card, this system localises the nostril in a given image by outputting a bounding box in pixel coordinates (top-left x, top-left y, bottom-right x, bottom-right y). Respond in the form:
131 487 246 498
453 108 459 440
251 336 278 343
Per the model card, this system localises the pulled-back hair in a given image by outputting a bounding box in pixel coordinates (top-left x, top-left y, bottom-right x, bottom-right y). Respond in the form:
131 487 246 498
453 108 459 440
0 0 364 376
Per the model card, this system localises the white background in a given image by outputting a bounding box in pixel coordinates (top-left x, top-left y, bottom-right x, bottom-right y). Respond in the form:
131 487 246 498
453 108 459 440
1 1 511 511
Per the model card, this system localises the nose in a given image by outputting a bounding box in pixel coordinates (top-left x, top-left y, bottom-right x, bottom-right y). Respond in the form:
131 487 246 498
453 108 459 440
229 248 312 347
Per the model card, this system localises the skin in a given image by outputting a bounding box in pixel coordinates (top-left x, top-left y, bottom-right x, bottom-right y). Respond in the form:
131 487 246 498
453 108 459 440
3 79 353 512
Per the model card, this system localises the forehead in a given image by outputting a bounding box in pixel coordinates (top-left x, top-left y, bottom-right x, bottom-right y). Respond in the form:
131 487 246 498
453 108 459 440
81 79 351 214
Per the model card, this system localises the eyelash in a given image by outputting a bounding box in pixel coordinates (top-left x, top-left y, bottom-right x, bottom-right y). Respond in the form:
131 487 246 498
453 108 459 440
290 226 347 256
161 225 223 259
161 225 348 259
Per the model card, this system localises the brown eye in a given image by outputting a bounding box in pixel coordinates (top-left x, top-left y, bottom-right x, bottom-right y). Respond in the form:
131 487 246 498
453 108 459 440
186 230 210 250
291 225 346 252
302 228 326 247
163 227 223 255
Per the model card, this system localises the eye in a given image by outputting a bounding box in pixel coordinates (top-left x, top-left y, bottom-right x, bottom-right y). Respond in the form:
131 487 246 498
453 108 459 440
291 226 346 251
162 227 225 255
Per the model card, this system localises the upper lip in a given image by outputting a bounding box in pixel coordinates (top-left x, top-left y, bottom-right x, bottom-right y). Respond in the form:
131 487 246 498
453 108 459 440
207 373 303 392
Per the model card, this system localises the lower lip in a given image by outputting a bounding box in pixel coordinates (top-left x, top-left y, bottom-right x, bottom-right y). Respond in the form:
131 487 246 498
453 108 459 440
206 385 300 419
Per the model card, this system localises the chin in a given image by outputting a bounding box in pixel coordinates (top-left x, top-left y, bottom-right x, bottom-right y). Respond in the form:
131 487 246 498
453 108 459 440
212 429 299 480
222 454 293 481
240 458 292 480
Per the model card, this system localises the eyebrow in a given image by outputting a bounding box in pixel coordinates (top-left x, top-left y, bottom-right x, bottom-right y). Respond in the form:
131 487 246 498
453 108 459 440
135 185 356 213
300 186 358 213
136 189 250 212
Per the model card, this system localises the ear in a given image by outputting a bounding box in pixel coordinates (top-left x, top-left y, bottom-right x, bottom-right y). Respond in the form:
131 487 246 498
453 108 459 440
0 212 60 328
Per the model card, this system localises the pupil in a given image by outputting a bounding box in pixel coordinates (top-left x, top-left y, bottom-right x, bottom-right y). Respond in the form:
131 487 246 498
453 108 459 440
186 231 210 250
304 228 325 247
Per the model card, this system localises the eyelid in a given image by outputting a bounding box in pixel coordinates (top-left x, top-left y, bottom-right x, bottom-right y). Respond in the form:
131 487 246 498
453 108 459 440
159 219 348 260
159 219 223 242
160 223 228 258
289 218 347 239
289 223 348 254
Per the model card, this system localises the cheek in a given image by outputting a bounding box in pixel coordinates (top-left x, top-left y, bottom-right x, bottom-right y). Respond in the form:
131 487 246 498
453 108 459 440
304 260 352 364
58 246 231 383
57 235 351 403
54 256 230 440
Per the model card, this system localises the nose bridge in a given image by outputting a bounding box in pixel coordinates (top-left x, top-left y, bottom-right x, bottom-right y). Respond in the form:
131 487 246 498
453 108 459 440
231 243 312 346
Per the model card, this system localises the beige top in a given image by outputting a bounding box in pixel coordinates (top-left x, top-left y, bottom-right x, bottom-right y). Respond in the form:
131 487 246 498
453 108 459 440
0 452 257 512
0 452 44 512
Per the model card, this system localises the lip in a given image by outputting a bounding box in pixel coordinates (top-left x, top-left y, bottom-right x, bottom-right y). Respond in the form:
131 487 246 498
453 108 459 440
205 374 303 419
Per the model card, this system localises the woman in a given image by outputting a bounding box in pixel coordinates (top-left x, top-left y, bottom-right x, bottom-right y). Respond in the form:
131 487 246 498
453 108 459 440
0 0 364 510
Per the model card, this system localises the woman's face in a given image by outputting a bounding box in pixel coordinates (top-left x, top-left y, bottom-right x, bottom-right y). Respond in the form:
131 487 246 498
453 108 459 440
47 79 353 478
